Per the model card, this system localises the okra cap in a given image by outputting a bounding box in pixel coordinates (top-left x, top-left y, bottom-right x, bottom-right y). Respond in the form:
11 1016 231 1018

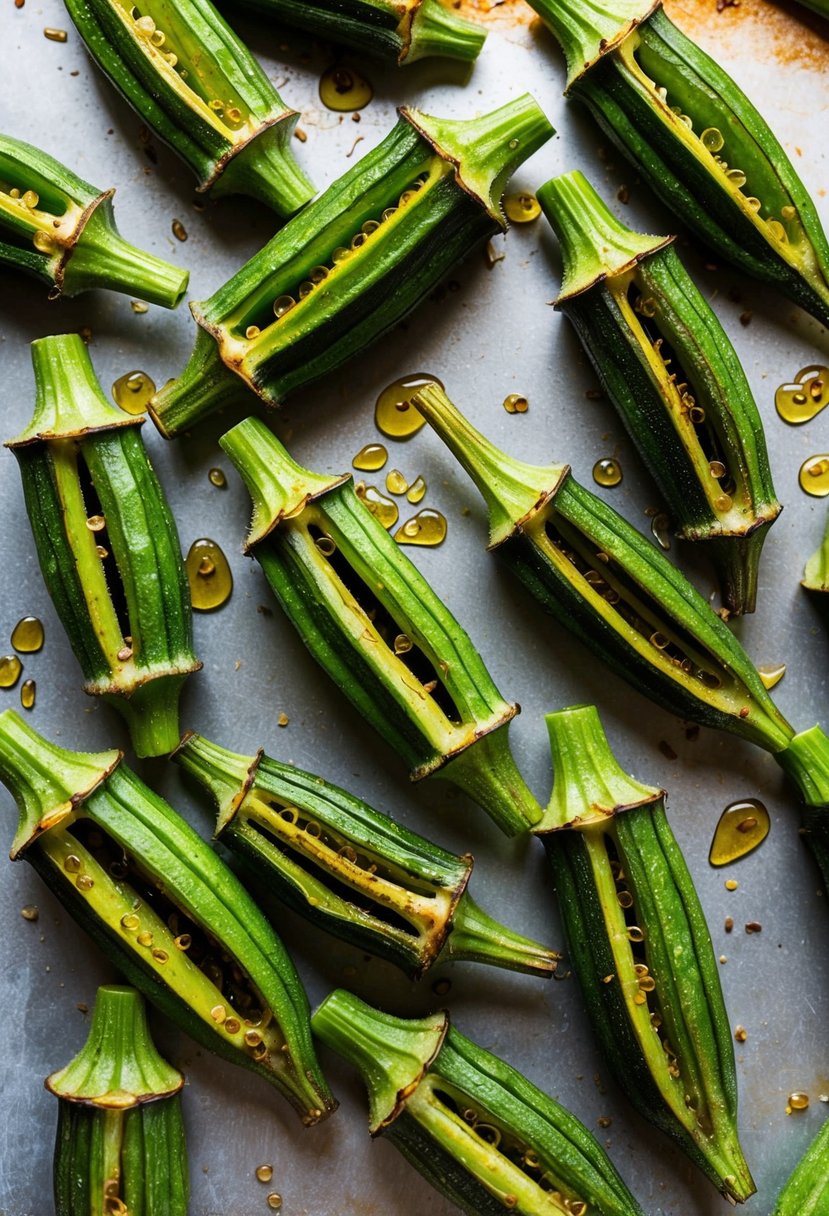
173 731 263 835
406 0 487 63
527 0 660 90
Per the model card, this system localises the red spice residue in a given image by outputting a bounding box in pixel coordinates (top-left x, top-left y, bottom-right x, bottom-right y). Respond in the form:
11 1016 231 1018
451 0 537 30
665 0 829 73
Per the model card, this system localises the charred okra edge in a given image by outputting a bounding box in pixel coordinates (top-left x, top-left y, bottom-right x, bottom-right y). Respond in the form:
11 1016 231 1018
48 985 188 1216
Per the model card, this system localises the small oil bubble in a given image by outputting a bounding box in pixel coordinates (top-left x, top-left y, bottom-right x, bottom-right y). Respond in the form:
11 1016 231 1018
208 468 227 488
319 65 373 111
0 655 23 688
266 1195 283 1211
503 193 541 224
112 370 156 415
355 483 399 530
709 799 770 866
593 458 622 488
407 476 427 504
375 374 443 440
255 1165 274 1184
11 616 44 653
775 365 829 425
757 663 786 690
20 679 35 710
650 512 671 550
503 393 529 414
787 1092 810 1113
385 469 409 496
185 539 233 611
394 509 447 547
799 455 829 497
353 443 388 472
172 218 188 241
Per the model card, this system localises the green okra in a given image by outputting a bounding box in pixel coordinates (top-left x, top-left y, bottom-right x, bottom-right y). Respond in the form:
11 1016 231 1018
770 1116 829 1215
220 417 543 837
149 95 554 437
65 0 314 216
0 133 187 306
802 508 829 595
538 170 780 616
7 335 200 758
788 0 829 17
313 989 645 1216
0 711 335 1125
48 985 188 1216
526 0 829 327
410 384 829 885
174 732 560 979
222 0 486 64
535 705 753 1202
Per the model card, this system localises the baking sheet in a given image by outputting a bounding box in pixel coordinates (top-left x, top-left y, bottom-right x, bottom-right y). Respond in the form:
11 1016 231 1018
1 1 828 1212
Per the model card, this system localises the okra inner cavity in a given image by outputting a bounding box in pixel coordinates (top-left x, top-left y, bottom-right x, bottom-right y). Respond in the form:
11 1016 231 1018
0 168 83 256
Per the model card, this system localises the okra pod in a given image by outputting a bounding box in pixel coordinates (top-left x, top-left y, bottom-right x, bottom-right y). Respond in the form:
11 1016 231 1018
48 985 188 1216
150 95 554 437
411 385 829 883
174 732 560 978
0 711 335 1124
64 0 314 216
7 334 200 758
538 170 780 615
313 989 645 1216
770 1117 829 1215
802 508 829 595
222 0 487 64
0 133 187 306
535 705 753 1201
527 0 829 326
220 417 543 836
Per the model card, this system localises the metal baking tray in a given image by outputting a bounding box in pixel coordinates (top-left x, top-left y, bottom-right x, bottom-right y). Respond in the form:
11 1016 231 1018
1 1 828 1212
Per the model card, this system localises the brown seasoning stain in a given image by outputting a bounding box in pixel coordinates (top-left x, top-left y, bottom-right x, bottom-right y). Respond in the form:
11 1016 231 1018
451 0 537 30
665 0 829 73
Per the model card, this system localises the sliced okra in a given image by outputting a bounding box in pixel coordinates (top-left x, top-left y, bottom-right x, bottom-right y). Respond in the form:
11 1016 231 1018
770 1116 829 1215
538 170 780 615
535 705 753 1202
174 732 560 978
0 711 335 1125
6 334 200 758
410 384 829 885
65 0 314 216
313 989 645 1216
48 985 188 1216
222 0 486 64
0 133 187 306
220 417 543 836
149 95 554 437
526 0 829 326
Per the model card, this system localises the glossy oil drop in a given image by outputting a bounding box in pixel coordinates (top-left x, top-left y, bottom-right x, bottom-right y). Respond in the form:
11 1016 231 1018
503 193 541 223
593 458 623 487
319 65 373 111
375 374 443 440
799 455 829 497
394 509 447 547
355 483 399 530
112 371 156 415
709 799 770 866
11 616 44 653
352 444 387 472
185 539 233 611
775 365 829 425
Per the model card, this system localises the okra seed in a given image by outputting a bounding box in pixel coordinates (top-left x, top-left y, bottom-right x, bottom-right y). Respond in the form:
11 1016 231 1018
120 913 140 931
304 821 322 839
134 15 156 35
508 138 519 149
475 1124 501 1146
714 493 733 512
689 406 705 423
767 218 788 243
745 197 762 213
634 963 648 975
150 28 165 46
649 631 670 650
211 1004 227 1023
174 933 191 950
280 807 298 824
256 1165 273 1183
350 233 367 251
701 127 724 152
208 468 227 488
76 875 94 890
503 393 529 414
116 645 132 661
637 297 656 318
627 926 645 942
310 265 329 282
361 220 379 237
617 890 634 908
209 99 223 111
381 207 397 222
633 992 646 1005
734 1026 747 1042
604 589 620 604
226 107 242 123
331 248 351 265
394 633 413 655
781 204 797 220
44 26 68 41
64 855 82 873
33 230 55 253
273 294 296 317
8 188 20 199
709 461 726 479
656 86 668 101
137 931 153 947
97 546 109 560
245 326 261 340
639 976 656 992
315 536 337 557
788 1092 809 1111
152 948 168 963
172 219 187 241
225 1017 241 1034
245 1029 263 1046
22 190 39 209
298 281 314 298
726 169 747 188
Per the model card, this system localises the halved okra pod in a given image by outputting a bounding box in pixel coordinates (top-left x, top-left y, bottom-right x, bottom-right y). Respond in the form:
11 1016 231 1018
174 732 559 978
526 0 829 326
0 133 187 306
220 417 543 836
0 711 335 1124
222 0 487 64
7 334 200 758
48 985 188 1216
313 989 645 1216
150 95 554 437
770 1116 829 1215
535 705 753 1202
538 170 780 616
410 385 829 884
65 0 314 216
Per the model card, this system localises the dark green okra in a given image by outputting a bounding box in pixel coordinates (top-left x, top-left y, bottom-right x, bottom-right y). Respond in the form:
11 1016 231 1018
410 385 829 884
535 705 753 1202
770 1116 829 1215
538 170 780 616
7 335 200 758
220 417 543 836
0 133 187 306
149 95 554 437
313 989 645 1216
65 0 314 216
0 711 335 1124
526 0 829 326
48 985 188 1216
223 0 486 63
174 732 559 978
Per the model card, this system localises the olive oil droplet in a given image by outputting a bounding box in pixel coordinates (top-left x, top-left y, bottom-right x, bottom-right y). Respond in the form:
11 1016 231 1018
20 679 35 710
407 476 426 504
11 616 44 653
394 509 447 547
787 1092 810 1113
355 483 399 530
503 193 541 223
709 799 770 866
775 365 829 425
799 455 829 497
650 512 671 550
375 374 443 440
757 663 786 690
255 1165 274 1184
112 371 156 415
593 458 623 488
503 393 529 414
352 443 387 472
208 468 226 488
0 655 23 688
185 539 233 611
385 469 408 495
319 65 373 111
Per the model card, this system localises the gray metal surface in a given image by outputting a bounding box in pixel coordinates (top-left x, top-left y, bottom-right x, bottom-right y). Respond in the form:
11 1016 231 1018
1 1 828 1212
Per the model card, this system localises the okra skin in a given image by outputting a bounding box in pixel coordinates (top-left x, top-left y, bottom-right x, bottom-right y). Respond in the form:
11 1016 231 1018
65 0 313 216
49 985 188 1216
7 335 200 758
528 0 829 326
536 706 753 1202
221 417 543 836
150 95 554 437
313 989 645 1216
538 171 780 615
174 732 559 978
0 133 187 306
0 711 335 1125
222 0 486 63
802 508 829 594
770 1117 829 1215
